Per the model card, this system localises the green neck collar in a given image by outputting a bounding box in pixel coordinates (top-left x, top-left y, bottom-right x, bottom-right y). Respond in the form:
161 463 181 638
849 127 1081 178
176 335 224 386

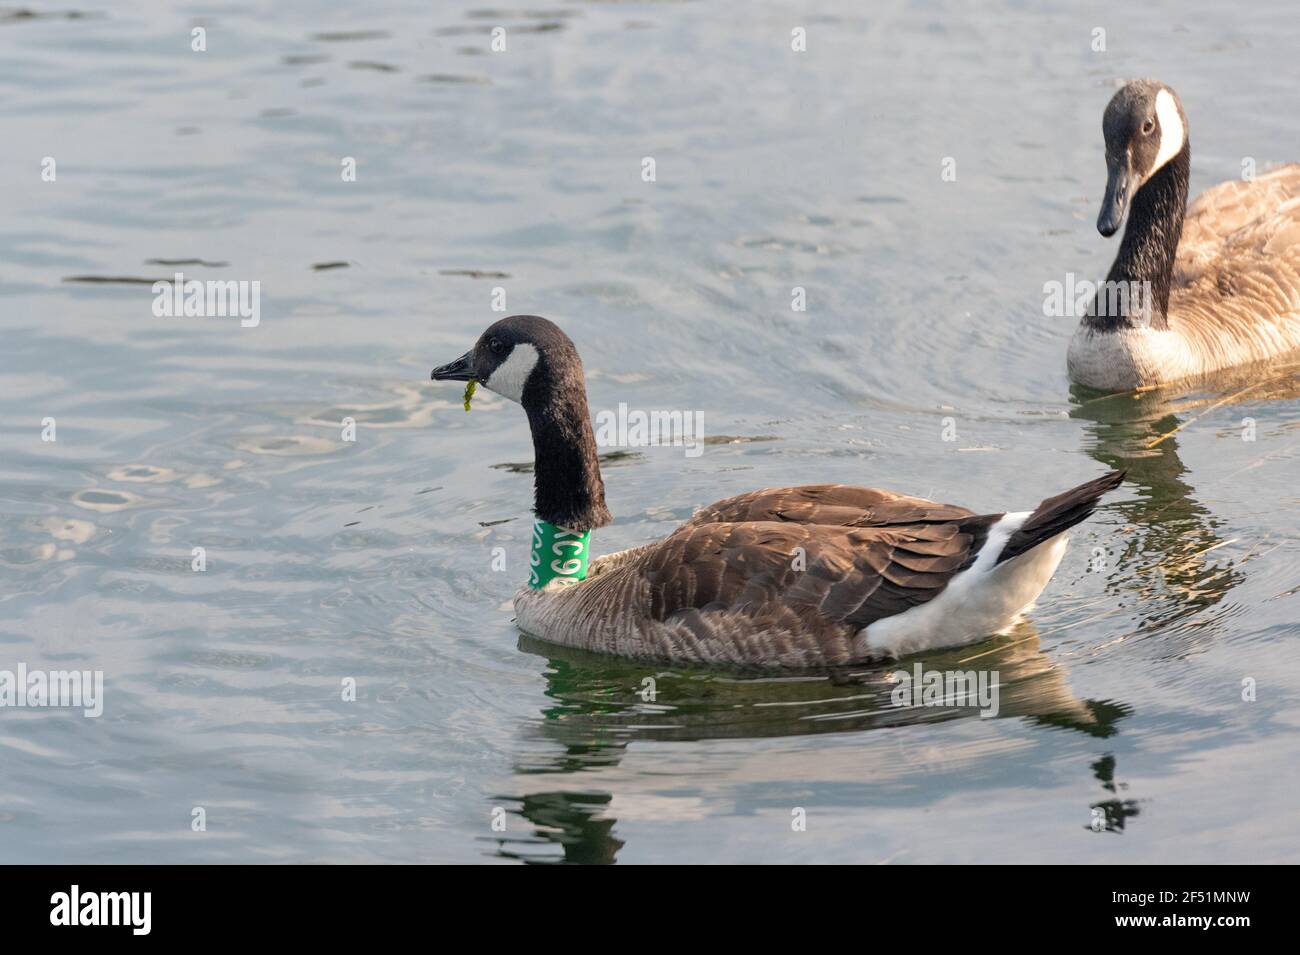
528 520 592 589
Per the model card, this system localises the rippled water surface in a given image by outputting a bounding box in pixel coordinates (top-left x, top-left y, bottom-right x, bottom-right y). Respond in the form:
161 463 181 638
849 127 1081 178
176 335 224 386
2 0 1298 863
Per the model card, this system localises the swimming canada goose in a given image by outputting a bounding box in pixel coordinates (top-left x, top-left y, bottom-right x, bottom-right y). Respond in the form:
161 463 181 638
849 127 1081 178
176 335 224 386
433 315 1125 667
1067 79 1300 391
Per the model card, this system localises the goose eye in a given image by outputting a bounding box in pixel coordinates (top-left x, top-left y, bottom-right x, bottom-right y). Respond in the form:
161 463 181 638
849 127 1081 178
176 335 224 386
1141 118 1155 135
489 337 505 355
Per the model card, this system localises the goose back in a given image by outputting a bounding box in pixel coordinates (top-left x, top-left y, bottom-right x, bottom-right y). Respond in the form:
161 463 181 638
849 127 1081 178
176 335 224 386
1162 163 1300 372
1176 163 1300 284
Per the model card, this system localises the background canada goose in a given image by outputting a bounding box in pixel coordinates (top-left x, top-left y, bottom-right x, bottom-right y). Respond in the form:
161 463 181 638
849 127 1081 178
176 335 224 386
1067 79 1300 392
432 315 1125 668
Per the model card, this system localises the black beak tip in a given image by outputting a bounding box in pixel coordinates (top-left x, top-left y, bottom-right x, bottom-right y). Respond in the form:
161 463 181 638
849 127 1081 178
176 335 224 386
430 351 474 382
1097 219 1119 238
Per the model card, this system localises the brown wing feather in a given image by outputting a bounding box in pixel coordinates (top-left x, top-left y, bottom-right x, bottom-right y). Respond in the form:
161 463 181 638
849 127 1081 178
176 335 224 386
589 506 997 643
1166 164 1300 366
1177 163 1300 286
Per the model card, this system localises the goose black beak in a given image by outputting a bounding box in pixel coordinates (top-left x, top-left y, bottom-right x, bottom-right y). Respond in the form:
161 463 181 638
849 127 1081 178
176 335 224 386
1097 156 1131 237
431 351 474 381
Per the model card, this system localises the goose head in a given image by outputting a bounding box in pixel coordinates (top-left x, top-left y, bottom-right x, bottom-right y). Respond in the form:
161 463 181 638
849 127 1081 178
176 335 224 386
1097 79 1188 237
431 315 613 532
431 313 575 404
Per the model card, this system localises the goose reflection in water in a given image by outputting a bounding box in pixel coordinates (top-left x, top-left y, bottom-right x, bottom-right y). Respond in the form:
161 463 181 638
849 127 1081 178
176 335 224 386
488 626 1132 863
1070 356 1300 646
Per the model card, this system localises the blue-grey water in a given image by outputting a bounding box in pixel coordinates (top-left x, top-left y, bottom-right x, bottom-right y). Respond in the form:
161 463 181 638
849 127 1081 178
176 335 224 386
2 0 1298 863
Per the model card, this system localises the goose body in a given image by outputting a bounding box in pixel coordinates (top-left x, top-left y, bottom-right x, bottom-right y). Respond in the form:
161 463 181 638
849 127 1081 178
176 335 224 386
516 481 1117 667
1067 80 1300 392
432 315 1125 668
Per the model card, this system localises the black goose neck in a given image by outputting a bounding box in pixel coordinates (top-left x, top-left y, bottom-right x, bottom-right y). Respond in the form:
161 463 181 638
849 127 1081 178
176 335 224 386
523 368 612 533
1091 143 1190 332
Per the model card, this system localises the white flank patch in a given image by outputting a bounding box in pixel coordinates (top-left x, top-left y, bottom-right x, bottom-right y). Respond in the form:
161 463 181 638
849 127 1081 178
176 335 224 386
1151 88 1185 176
855 512 1069 659
484 342 539 403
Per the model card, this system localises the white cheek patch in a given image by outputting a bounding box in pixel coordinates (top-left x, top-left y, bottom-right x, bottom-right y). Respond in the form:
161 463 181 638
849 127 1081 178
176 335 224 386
1151 88 1185 174
484 342 539 403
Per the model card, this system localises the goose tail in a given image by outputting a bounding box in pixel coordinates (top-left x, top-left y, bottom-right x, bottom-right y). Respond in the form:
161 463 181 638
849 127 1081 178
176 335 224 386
995 470 1126 565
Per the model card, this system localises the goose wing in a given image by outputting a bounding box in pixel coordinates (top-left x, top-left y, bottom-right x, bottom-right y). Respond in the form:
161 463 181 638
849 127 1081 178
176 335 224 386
574 485 988 652
1176 163 1300 287
563 506 998 658
635 519 995 628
